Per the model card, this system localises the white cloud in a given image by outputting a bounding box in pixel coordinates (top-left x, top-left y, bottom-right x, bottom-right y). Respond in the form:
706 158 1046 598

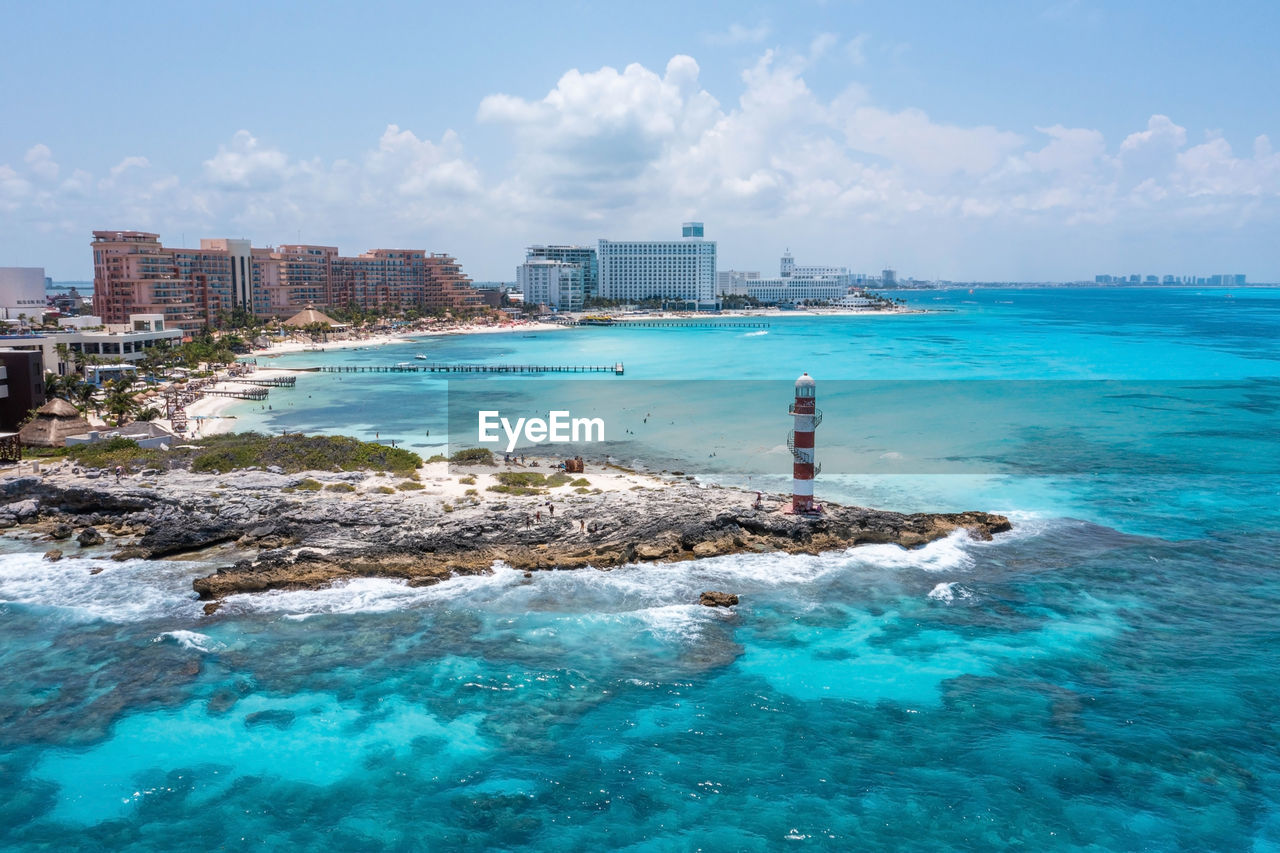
4 52 1280 280
705 22 771 46
204 131 293 190
24 145 59 181
109 156 150 178
846 34 870 66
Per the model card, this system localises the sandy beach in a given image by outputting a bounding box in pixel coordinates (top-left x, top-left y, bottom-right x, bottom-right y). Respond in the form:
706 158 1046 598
251 320 571 358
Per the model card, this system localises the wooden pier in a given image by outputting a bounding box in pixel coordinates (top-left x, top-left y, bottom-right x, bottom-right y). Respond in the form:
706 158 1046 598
575 319 769 329
313 362 625 375
201 387 270 400
225 376 297 387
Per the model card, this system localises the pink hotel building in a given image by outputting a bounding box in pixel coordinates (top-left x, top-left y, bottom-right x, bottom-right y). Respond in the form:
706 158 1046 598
91 231 481 331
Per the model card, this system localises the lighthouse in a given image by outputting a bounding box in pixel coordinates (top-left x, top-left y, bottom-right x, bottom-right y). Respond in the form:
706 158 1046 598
788 372 821 513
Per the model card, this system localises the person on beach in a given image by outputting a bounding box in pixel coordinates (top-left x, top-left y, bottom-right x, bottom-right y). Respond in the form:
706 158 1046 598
548 503 554 517
536 510 542 522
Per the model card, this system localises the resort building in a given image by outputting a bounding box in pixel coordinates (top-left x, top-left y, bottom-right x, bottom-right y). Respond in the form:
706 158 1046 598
526 245 598 299
517 259 585 312
0 313 183 377
716 270 760 297
738 252 861 305
91 231 481 329
0 267 49 322
598 222 717 309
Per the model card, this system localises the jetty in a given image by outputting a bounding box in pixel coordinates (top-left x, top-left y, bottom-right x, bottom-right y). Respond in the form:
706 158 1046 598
574 319 769 329
200 387 270 401
224 376 297 387
313 362 625 375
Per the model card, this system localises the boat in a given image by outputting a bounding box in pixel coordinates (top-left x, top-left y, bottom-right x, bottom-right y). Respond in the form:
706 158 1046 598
414 353 427 360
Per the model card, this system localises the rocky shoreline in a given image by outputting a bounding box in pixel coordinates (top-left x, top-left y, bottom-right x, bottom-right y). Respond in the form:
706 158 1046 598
1 466 1011 612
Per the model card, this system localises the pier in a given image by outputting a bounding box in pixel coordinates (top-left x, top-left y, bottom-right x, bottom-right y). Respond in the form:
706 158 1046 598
225 376 297 387
574 319 769 329
313 362 625 375
200 387 270 400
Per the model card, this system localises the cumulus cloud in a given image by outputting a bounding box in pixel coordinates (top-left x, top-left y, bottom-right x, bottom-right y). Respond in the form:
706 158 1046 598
4 51 1280 279
24 145 59 181
204 131 294 190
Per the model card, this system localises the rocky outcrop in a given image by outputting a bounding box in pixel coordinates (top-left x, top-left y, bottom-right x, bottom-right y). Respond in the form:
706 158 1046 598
76 527 105 547
699 591 739 608
2 469 1011 604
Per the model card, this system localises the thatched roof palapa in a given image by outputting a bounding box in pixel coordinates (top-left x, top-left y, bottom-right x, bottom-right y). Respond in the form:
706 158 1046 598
19 398 93 448
282 306 345 328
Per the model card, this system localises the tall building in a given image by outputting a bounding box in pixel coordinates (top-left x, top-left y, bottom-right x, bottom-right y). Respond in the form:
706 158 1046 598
716 270 760 296
91 231 480 329
526 245 597 299
598 222 717 309
517 259 584 311
0 268 47 321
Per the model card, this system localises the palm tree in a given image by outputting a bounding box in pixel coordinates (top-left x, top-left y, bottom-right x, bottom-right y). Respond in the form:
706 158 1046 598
103 375 139 426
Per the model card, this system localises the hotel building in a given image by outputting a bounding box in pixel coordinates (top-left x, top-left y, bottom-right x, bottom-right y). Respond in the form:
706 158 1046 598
525 245 598 299
517 259 585 311
0 268 48 321
598 222 717 309
91 231 480 330
740 252 862 305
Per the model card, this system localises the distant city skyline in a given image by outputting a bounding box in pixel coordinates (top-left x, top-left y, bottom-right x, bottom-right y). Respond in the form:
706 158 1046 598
2 1 1278 282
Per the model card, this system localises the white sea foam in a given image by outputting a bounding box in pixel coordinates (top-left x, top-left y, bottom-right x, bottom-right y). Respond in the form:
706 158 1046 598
226 568 521 616
632 603 719 642
0 551 205 623
743 330 769 337
843 528 977 573
927 581 972 603
153 630 225 653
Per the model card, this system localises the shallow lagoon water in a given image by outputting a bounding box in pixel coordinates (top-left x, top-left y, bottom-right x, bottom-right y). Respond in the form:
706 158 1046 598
2 289 1279 851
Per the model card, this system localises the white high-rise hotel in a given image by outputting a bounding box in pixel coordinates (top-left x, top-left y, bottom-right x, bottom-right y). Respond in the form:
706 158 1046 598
517 259 584 311
598 222 717 309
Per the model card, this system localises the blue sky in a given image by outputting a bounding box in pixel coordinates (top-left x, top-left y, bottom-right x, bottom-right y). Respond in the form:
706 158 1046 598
2 0 1278 281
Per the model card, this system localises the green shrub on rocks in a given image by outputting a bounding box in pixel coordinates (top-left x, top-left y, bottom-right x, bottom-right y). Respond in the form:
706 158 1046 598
570 478 590 487
189 433 420 476
494 471 546 487
373 486 396 494
397 480 425 491
545 473 571 487
294 478 323 491
65 438 165 471
448 447 495 465
324 482 356 493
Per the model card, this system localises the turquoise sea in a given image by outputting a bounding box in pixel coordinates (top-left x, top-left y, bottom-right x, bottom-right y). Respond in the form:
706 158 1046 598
2 288 1279 850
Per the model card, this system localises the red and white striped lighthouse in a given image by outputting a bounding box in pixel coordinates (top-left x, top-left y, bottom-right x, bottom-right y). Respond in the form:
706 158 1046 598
788 372 822 513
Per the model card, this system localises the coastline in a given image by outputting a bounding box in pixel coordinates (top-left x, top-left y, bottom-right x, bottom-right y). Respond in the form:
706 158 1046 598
250 320 572 358
2 458 1011 607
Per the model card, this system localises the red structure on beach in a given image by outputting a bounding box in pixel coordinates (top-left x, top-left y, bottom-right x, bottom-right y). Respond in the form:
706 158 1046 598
788 372 822 513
